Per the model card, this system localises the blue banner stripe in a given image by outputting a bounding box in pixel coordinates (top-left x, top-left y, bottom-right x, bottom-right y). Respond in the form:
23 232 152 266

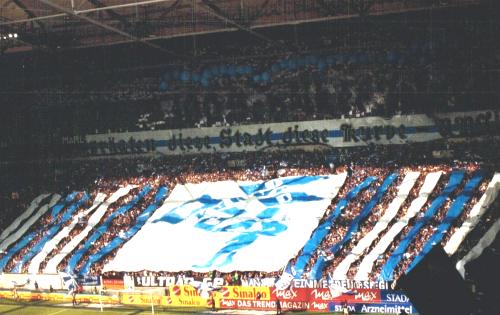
65 185 152 274
310 173 398 280
0 192 79 272
79 187 168 275
406 171 484 273
329 173 398 256
293 176 377 279
12 193 90 273
380 170 466 281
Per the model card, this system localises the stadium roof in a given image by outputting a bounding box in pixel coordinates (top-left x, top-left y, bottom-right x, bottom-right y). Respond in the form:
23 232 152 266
0 0 482 53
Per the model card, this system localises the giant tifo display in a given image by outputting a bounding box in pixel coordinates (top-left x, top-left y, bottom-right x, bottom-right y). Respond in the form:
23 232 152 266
0 151 499 313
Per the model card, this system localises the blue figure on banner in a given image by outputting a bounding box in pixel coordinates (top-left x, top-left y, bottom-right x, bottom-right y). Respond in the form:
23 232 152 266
279 59 288 70
217 64 226 76
202 68 212 79
153 177 326 269
244 65 253 74
211 65 220 76
227 65 237 77
387 51 399 64
317 58 326 71
171 69 180 81
201 77 210 87
162 72 171 82
191 73 201 82
236 65 246 75
159 81 168 91
260 72 271 83
326 55 335 65
180 70 191 82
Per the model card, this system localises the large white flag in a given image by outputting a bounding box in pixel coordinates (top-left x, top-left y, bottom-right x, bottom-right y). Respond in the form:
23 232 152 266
104 174 346 273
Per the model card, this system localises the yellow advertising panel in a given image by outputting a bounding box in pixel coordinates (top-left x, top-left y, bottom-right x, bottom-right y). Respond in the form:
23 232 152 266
219 286 271 301
121 293 162 306
162 295 210 307
0 290 117 304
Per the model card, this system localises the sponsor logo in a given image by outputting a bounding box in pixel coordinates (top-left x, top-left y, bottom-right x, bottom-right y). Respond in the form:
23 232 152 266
384 293 410 303
172 285 181 296
272 287 297 300
354 291 378 302
231 287 268 300
220 287 229 298
311 289 334 301
311 301 328 310
182 285 200 297
221 299 236 307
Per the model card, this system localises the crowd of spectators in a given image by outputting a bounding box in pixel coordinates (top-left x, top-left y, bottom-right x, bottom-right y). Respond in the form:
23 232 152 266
391 163 486 281
2 191 91 272
1 4 499 143
0 137 498 283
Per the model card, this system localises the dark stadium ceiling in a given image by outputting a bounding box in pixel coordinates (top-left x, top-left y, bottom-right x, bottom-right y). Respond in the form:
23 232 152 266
0 0 483 53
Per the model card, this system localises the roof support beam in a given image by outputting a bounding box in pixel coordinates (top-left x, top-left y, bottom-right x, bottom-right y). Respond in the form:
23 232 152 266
246 0 271 26
87 0 132 28
11 0 46 30
158 0 181 19
199 0 275 44
38 0 183 57
0 0 174 26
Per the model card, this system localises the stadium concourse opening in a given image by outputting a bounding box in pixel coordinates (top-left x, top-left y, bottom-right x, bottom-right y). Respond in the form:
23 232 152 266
1 1 500 315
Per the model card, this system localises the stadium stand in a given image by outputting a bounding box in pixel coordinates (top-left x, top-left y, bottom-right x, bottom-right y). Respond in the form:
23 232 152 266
0 1 499 314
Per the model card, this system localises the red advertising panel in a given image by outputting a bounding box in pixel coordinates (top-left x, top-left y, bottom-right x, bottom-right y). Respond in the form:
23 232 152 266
220 299 309 311
348 289 381 304
270 287 309 301
219 286 383 312
102 278 124 290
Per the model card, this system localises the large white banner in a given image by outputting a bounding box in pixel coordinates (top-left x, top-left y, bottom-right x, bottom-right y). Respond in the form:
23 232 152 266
60 109 500 156
104 174 346 273
68 114 443 156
